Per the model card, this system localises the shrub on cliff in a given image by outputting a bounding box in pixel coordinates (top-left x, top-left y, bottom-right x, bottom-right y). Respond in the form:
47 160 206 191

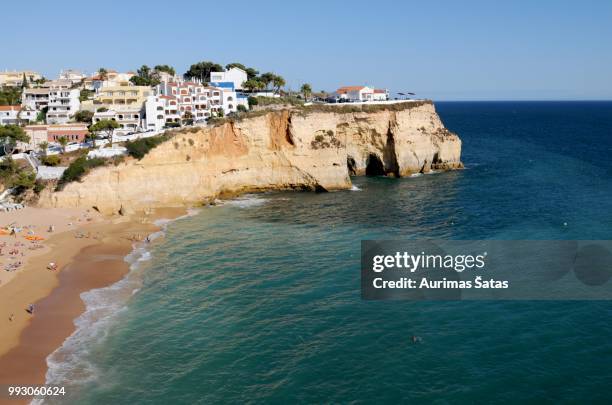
41 155 61 166
125 134 171 160
56 156 106 191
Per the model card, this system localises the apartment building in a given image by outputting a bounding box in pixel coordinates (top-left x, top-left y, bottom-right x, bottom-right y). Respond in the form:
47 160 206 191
92 107 144 135
46 88 80 124
22 88 50 111
157 80 243 122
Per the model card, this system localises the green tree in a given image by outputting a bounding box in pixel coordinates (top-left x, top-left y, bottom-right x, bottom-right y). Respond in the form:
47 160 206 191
247 96 258 107
130 65 161 86
183 61 224 82
85 132 97 148
74 110 94 124
237 104 247 113
96 107 109 112
0 125 29 155
272 75 286 94
0 87 22 105
79 89 94 102
300 83 312 101
0 124 29 143
243 79 258 92
90 119 120 145
21 73 28 89
39 141 49 157
36 107 48 123
154 65 176 76
98 68 108 81
57 136 68 153
259 72 276 89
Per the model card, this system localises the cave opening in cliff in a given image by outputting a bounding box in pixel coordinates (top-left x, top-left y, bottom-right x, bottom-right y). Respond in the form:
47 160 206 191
347 156 357 176
365 154 385 176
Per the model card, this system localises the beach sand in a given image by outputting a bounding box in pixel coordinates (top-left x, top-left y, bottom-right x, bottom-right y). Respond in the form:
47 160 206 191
0 206 185 403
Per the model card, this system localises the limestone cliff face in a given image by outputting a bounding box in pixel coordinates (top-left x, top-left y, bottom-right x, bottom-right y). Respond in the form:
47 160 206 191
39 101 462 214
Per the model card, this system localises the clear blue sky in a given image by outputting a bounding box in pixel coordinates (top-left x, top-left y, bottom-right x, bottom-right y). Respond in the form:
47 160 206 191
2 0 611 100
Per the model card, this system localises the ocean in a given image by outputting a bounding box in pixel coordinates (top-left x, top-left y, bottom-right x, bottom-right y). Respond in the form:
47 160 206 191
44 101 612 404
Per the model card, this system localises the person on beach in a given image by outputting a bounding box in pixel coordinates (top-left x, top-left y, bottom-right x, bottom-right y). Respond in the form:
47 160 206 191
8 314 14 322
27 304 34 314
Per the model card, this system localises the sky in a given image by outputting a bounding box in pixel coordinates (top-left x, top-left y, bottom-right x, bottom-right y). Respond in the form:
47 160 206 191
1 0 611 100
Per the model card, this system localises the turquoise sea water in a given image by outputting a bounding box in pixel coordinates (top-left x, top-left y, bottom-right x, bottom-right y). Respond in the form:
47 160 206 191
45 102 612 404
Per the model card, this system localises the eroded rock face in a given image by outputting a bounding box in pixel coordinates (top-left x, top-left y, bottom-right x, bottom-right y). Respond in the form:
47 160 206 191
38 101 462 214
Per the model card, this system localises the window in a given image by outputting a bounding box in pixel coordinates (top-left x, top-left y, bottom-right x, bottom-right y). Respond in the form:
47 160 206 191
227 96 233 101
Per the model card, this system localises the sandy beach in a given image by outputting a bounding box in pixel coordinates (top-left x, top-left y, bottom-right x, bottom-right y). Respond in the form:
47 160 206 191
0 206 185 403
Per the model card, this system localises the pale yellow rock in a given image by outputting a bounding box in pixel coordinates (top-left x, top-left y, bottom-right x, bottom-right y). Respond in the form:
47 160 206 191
38 101 462 214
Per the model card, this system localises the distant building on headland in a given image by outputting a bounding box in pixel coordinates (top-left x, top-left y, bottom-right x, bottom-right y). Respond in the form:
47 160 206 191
334 86 389 102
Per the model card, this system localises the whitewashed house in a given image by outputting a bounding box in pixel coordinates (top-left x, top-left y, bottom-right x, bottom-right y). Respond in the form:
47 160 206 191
144 95 166 131
58 69 86 85
22 88 50 111
46 88 80 124
209 67 247 90
0 105 37 125
335 86 389 102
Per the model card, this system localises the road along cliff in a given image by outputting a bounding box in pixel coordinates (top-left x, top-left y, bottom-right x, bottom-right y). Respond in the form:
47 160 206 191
38 101 463 214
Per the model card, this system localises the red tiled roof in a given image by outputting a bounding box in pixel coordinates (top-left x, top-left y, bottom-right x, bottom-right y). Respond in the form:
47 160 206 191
0 105 21 111
337 86 365 93
160 95 176 99
374 89 386 93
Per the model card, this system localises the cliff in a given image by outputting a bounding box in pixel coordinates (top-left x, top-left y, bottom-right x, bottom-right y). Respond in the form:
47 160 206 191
39 101 463 214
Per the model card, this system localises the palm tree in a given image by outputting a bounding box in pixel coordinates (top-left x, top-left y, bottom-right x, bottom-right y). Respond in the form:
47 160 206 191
272 75 286 95
255 79 266 92
243 79 259 93
39 141 49 157
300 83 312 102
57 136 68 154
259 72 276 90
98 68 108 81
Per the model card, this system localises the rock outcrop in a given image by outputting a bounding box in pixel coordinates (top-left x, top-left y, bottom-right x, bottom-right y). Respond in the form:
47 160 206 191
39 101 462 214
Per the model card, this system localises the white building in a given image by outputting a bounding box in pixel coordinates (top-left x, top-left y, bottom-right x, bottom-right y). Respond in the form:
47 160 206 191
92 107 144 135
46 88 80 124
0 105 37 125
58 69 86 84
22 88 50 111
335 86 389 102
209 67 247 90
144 95 166 131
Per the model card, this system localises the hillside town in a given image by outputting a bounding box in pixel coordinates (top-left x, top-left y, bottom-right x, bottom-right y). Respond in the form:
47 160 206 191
1 65 391 154
0 62 393 209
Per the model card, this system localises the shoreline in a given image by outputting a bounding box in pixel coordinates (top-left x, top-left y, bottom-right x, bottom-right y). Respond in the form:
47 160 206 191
0 207 186 403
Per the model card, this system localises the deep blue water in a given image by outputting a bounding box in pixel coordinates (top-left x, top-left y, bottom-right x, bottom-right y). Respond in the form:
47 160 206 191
47 102 612 404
